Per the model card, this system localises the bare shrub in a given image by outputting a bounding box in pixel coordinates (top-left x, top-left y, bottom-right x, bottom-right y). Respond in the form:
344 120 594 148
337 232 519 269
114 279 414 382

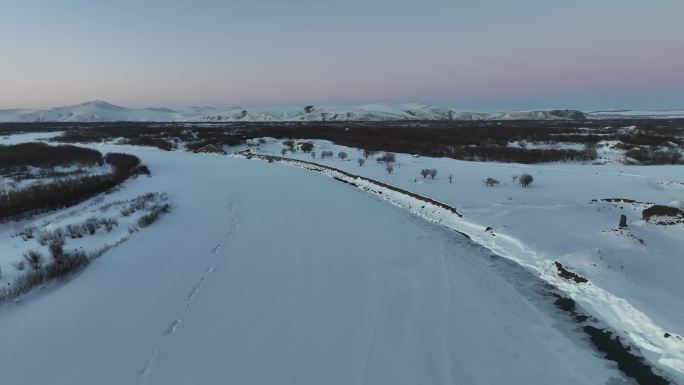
49 242 65 263
280 148 288 156
429 169 437 179
13 260 26 271
282 139 295 150
363 149 377 159
1 249 91 304
338 152 348 160
37 228 65 246
299 142 314 153
66 223 86 238
102 218 118 232
385 164 394 174
44 250 90 279
23 250 44 270
311 151 316 159
132 165 151 177
484 177 500 187
357 158 365 166
85 217 99 235
320 151 334 159
519 173 534 188
18 226 37 241
377 152 396 165
138 203 171 228
420 169 430 178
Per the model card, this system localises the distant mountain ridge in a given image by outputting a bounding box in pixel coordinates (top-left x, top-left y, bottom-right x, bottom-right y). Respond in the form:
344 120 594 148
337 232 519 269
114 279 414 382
0 101 681 122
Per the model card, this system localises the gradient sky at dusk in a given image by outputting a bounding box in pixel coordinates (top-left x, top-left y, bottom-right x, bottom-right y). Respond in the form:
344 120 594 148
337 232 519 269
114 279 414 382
1 0 683 111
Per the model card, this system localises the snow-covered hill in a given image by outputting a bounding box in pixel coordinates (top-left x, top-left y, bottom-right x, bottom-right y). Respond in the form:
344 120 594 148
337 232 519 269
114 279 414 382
2 101 682 122
0 101 489 123
588 109 684 119
494 109 587 120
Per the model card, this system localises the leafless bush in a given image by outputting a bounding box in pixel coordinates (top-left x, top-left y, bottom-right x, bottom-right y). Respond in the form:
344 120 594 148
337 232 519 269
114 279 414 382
321 151 334 159
363 149 377 159
385 164 394 174
429 169 437 179
132 165 151 177
484 177 500 187
299 142 314 153
23 250 44 270
138 203 172 227
85 218 99 235
280 148 288 156
311 151 316 159
377 152 396 165
338 152 348 160
357 158 365 166
519 173 534 188
0 249 91 304
120 192 159 216
12 260 26 271
420 169 430 178
102 218 118 232
37 228 65 246
17 225 37 241
282 140 296 151
49 242 65 263
66 223 86 238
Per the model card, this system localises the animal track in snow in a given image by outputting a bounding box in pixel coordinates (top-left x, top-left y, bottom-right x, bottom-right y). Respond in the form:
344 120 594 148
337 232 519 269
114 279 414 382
138 348 158 375
187 266 215 307
164 318 182 336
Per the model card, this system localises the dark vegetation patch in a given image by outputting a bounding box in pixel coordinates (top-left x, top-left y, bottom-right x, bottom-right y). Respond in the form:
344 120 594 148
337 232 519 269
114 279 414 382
2 118 678 164
642 205 684 225
596 198 654 205
0 144 145 220
625 146 682 165
0 249 90 304
554 261 588 283
124 136 174 151
642 205 684 220
137 203 171 227
0 142 103 171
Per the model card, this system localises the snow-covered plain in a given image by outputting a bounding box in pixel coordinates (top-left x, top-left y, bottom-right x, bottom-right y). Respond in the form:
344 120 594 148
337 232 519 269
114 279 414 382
0 137 666 384
232 139 684 375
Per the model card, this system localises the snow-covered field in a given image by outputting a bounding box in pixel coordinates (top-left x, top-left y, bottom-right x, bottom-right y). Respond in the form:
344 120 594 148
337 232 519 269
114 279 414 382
0 133 682 384
233 139 684 371
0 141 651 384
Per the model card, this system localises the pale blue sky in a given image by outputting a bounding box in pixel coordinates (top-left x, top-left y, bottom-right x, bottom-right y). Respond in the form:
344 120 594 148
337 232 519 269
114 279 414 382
1 0 683 110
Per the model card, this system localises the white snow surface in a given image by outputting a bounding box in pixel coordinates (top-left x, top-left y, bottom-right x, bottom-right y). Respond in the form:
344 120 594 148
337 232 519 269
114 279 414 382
0 139 651 384
235 138 684 379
